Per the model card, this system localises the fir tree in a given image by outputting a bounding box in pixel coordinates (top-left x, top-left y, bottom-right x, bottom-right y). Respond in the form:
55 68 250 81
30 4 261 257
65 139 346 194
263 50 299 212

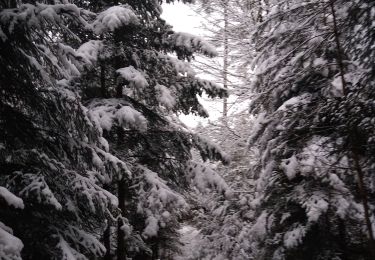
0 2 125 259
247 0 375 259
72 0 229 259
0 1 229 259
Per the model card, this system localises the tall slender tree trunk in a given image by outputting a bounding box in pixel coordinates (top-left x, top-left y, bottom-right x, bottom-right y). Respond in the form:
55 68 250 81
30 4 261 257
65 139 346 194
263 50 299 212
103 222 112 260
100 60 112 259
100 62 107 98
352 146 375 255
116 82 128 260
151 241 159 260
329 0 347 96
117 179 127 260
115 46 127 258
337 218 348 260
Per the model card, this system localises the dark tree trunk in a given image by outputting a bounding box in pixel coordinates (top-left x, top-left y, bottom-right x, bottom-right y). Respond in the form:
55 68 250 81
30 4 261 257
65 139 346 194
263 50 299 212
117 179 127 260
151 241 159 260
100 62 107 98
103 223 112 260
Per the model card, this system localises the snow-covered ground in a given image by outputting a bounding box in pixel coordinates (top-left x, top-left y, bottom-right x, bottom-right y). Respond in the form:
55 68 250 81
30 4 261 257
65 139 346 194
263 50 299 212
173 225 202 260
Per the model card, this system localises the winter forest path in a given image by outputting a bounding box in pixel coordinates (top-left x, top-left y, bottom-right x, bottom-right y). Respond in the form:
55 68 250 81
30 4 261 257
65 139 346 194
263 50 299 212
173 225 202 260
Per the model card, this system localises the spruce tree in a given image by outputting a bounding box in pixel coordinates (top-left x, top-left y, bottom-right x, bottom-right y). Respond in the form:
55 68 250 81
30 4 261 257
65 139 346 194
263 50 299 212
72 0 229 259
247 0 375 259
0 1 229 259
0 2 126 259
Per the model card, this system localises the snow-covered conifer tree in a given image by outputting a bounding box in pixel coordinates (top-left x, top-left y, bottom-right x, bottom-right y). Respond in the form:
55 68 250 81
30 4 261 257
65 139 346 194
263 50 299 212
70 0 230 259
247 0 375 259
0 1 229 259
0 2 127 259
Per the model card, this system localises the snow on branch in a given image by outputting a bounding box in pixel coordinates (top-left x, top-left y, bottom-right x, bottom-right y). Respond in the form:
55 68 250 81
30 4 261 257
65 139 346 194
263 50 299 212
92 5 139 34
193 78 228 99
247 112 270 146
0 3 93 81
76 40 104 67
283 225 306 249
280 155 299 180
160 54 196 77
70 174 119 214
94 147 131 179
0 186 24 209
0 222 23 260
155 84 176 109
192 134 230 164
135 166 187 239
62 226 106 258
277 93 312 111
186 161 230 196
0 3 85 35
302 193 329 222
295 137 361 220
16 172 63 210
57 236 87 260
168 32 218 58
87 98 148 134
116 66 149 89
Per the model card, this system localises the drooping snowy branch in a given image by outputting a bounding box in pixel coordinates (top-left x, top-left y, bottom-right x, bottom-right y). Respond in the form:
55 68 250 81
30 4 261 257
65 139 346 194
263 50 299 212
88 99 148 134
0 222 23 260
92 5 139 34
168 32 218 58
135 166 187 239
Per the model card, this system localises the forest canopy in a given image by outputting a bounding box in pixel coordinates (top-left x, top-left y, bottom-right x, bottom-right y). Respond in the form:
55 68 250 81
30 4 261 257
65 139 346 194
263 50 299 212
1 1 375 260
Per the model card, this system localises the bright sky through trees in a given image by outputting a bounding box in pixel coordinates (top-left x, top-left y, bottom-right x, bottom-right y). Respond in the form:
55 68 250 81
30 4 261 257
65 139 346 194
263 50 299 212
162 2 223 127
161 2 204 36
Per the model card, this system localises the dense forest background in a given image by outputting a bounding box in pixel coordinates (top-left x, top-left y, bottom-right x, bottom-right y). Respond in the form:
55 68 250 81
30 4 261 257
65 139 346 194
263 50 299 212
1 1 375 260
